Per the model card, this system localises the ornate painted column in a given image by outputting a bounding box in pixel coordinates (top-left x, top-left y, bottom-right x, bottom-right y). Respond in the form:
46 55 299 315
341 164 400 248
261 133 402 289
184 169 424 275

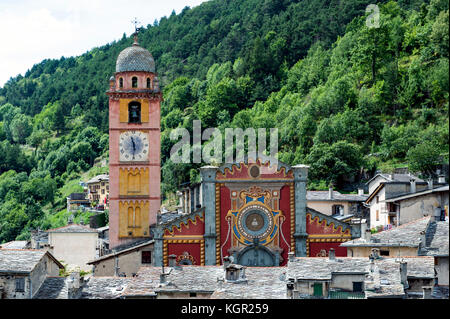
292 164 309 257
200 166 218 265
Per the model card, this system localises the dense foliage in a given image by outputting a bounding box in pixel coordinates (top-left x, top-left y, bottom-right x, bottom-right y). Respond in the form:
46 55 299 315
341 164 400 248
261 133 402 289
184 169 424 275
0 0 448 242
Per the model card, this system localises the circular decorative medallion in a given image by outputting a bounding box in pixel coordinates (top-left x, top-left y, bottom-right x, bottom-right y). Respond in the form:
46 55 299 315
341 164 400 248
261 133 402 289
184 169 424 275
237 204 274 241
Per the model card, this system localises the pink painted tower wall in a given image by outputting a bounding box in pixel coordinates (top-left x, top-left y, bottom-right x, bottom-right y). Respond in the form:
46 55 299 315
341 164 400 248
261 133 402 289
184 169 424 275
107 39 162 249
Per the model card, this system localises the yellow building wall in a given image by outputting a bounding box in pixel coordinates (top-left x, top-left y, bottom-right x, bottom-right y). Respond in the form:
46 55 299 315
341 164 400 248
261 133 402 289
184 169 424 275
119 167 149 196
346 246 419 257
119 200 150 238
119 99 149 123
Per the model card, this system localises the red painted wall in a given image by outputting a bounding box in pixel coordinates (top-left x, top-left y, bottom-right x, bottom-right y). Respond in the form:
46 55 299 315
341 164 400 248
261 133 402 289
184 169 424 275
279 185 292 265
167 243 202 265
309 242 348 257
219 185 231 262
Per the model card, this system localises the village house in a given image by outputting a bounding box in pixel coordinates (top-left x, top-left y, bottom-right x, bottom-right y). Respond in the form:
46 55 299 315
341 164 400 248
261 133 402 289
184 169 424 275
86 174 109 209
286 251 435 299
341 215 449 291
365 173 447 228
46 223 100 272
382 185 448 225
66 192 90 212
87 240 154 277
306 187 368 221
0 249 64 299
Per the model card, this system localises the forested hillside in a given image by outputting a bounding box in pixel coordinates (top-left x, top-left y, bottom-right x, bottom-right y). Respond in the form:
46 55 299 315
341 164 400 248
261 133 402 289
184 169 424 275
0 0 448 243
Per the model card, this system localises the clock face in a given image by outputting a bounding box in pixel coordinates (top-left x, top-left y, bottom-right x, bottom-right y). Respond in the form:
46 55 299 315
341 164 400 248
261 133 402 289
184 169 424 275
119 131 149 161
237 205 274 240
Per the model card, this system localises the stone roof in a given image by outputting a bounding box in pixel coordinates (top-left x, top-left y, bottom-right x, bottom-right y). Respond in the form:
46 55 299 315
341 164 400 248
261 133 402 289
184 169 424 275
0 249 63 273
46 224 98 234
211 267 287 299
0 240 29 249
419 219 449 257
86 174 109 184
341 216 431 248
80 277 131 299
384 185 449 203
307 190 368 202
366 173 425 186
34 277 69 299
116 43 155 73
122 265 287 299
87 239 154 264
287 257 369 280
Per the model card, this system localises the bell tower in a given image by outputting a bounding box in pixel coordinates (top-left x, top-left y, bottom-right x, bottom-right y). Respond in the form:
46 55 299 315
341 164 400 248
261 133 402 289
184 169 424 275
107 29 162 248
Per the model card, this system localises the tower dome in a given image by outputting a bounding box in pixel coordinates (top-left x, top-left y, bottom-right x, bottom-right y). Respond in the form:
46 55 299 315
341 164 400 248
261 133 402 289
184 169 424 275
115 41 155 73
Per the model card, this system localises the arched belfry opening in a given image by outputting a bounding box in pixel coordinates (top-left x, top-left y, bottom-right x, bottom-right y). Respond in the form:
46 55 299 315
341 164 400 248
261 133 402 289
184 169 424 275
146 78 151 89
132 76 138 88
128 101 141 123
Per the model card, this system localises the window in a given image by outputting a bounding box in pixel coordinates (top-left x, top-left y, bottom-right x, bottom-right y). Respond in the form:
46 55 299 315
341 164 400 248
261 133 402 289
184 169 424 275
376 210 379 221
119 78 123 88
128 101 141 123
146 78 151 88
353 282 363 292
102 189 105 194
376 196 379 204
132 76 138 88
332 205 344 216
15 278 25 292
189 292 197 298
141 251 152 264
380 250 390 256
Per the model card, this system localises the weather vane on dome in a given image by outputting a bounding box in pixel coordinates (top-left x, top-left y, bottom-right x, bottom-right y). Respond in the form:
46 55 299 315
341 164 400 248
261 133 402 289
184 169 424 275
131 17 142 44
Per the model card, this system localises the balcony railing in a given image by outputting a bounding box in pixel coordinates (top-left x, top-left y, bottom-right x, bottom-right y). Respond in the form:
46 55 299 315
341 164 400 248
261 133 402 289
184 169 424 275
329 291 365 299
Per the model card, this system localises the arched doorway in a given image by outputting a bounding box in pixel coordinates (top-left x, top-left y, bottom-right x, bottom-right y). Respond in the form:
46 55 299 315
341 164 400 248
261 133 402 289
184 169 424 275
236 243 278 267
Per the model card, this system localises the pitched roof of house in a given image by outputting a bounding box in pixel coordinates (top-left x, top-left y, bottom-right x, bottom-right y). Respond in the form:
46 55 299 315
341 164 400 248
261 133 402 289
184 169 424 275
87 239 154 265
384 185 449 203
0 240 29 249
0 249 64 274
122 265 287 299
419 218 449 257
46 224 98 234
86 174 109 184
307 190 368 202
341 216 431 248
34 277 69 299
80 277 131 299
366 173 425 186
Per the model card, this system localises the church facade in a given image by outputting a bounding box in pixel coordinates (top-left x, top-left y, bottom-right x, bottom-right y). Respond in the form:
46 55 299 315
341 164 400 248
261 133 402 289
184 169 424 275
107 35 359 266
153 158 359 267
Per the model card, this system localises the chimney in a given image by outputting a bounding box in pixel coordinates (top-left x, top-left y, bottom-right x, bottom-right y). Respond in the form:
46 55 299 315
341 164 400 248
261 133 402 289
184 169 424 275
422 286 433 299
328 248 336 260
114 255 120 277
168 254 177 267
358 188 364 196
438 175 446 184
288 252 295 262
328 187 333 200
400 262 408 288
223 256 232 269
67 272 81 299
410 179 416 193
427 179 434 190
433 207 441 222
